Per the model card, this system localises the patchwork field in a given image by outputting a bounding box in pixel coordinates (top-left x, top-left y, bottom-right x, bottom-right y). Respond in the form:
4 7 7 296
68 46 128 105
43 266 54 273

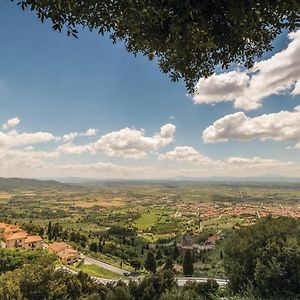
1 179 300 278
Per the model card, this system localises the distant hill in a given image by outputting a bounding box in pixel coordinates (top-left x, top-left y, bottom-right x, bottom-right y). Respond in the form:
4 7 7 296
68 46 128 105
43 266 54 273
0 177 68 191
42 176 300 185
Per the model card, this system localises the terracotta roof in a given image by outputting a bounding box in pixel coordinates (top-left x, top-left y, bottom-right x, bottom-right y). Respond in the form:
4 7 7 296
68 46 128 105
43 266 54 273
3 232 27 241
59 248 79 259
49 242 69 253
25 235 42 243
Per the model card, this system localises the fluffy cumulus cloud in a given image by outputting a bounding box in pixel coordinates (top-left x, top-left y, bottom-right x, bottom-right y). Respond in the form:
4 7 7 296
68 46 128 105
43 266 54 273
158 146 214 165
58 124 176 159
202 106 300 145
93 123 175 158
0 116 299 179
0 150 154 178
2 117 20 130
62 128 98 142
0 130 57 148
159 146 294 176
193 30 300 110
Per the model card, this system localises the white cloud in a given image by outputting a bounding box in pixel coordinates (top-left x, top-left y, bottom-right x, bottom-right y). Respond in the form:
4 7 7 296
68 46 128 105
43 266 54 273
158 146 214 165
0 148 60 172
62 128 98 142
226 156 293 167
0 129 57 148
193 30 300 110
57 143 91 154
93 123 175 159
2 117 20 130
159 147 294 177
58 124 176 159
203 106 300 145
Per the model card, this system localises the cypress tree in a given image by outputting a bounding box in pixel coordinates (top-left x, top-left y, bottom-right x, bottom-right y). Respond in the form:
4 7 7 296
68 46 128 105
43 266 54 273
183 250 194 276
47 221 52 240
156 249 162 260
163 257 174 271
144 252 156 273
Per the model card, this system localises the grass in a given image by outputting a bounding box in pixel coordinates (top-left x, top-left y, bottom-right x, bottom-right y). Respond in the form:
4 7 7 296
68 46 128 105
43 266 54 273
134 210 160 230
77 264 123 280
88 252 133 271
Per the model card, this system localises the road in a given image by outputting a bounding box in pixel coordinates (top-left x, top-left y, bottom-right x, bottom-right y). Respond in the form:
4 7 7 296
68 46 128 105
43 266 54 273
57 264 228 287
84 256 128 275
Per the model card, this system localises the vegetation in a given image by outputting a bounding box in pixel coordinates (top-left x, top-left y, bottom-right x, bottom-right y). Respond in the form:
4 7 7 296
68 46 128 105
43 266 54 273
183 250 194 276
3 179 300 297
224 217 300 299
144 252 157 273
0 248 56 273
13 1 300 92
77 264 122 280
0 255 221 300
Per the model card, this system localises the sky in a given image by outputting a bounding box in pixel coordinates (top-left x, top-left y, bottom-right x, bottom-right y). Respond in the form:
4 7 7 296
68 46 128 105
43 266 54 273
0 2 300 179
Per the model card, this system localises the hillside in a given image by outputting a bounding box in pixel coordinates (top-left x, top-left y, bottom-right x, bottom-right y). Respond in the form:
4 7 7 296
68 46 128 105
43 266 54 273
0 177 68 191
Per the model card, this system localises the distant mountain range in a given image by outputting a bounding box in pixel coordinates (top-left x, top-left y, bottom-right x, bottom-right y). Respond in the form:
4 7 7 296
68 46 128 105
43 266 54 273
40 176 300 184
0 176 299 191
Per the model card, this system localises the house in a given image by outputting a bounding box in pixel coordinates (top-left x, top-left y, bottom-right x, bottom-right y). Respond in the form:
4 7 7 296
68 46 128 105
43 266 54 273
0 223 43 250
2 231 27 248
48 242 80 264
24 235 43 250
177 233 200 258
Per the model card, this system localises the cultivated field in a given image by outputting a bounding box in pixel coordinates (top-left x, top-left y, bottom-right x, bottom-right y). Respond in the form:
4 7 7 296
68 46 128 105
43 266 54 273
1 180 300 278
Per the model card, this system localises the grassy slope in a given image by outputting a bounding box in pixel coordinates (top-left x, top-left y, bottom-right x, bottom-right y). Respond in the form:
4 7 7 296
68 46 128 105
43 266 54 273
77 264 123 279
134 210 160 230
0 177 68 191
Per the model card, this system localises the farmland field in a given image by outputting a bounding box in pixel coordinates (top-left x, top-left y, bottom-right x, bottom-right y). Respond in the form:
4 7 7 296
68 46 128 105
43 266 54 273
1 178 300 278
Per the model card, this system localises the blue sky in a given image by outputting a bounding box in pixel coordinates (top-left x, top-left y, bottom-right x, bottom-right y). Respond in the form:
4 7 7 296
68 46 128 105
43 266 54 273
0 2 300 179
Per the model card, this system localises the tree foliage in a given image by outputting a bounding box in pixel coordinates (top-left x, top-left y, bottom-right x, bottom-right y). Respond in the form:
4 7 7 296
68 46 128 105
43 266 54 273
13 0 300 92
0 248 56 274
144 251 157 273
224 216 300 299
183 250 193 276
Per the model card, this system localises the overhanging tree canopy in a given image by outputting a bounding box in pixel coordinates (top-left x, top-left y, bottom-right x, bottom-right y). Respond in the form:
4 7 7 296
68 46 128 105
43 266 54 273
13 0 300 92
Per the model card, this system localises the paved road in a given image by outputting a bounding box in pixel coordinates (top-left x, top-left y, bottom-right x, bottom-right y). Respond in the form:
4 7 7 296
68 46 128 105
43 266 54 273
58 265 228 287
84 256 128 275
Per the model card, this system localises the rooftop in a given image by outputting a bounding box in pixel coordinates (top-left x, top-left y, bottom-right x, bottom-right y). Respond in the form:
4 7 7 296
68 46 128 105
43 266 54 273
25 236 43 243
3 231 27 241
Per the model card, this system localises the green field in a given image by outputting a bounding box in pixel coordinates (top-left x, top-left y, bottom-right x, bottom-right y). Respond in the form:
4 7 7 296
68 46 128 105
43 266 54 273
77 264 123 280
134 210 160 230
2 178 300 279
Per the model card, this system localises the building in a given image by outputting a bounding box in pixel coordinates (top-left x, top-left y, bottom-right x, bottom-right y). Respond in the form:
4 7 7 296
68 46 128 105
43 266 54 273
24 235 43 250
48 242 80 264
0 223 43 250
177 233 200 257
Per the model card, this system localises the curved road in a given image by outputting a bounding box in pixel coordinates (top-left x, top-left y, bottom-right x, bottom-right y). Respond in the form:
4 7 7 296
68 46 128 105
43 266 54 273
58 259 228 287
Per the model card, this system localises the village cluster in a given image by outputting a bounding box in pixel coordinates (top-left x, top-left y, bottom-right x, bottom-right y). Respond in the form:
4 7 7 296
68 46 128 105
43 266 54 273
175 202 300 220
0 223 80 264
